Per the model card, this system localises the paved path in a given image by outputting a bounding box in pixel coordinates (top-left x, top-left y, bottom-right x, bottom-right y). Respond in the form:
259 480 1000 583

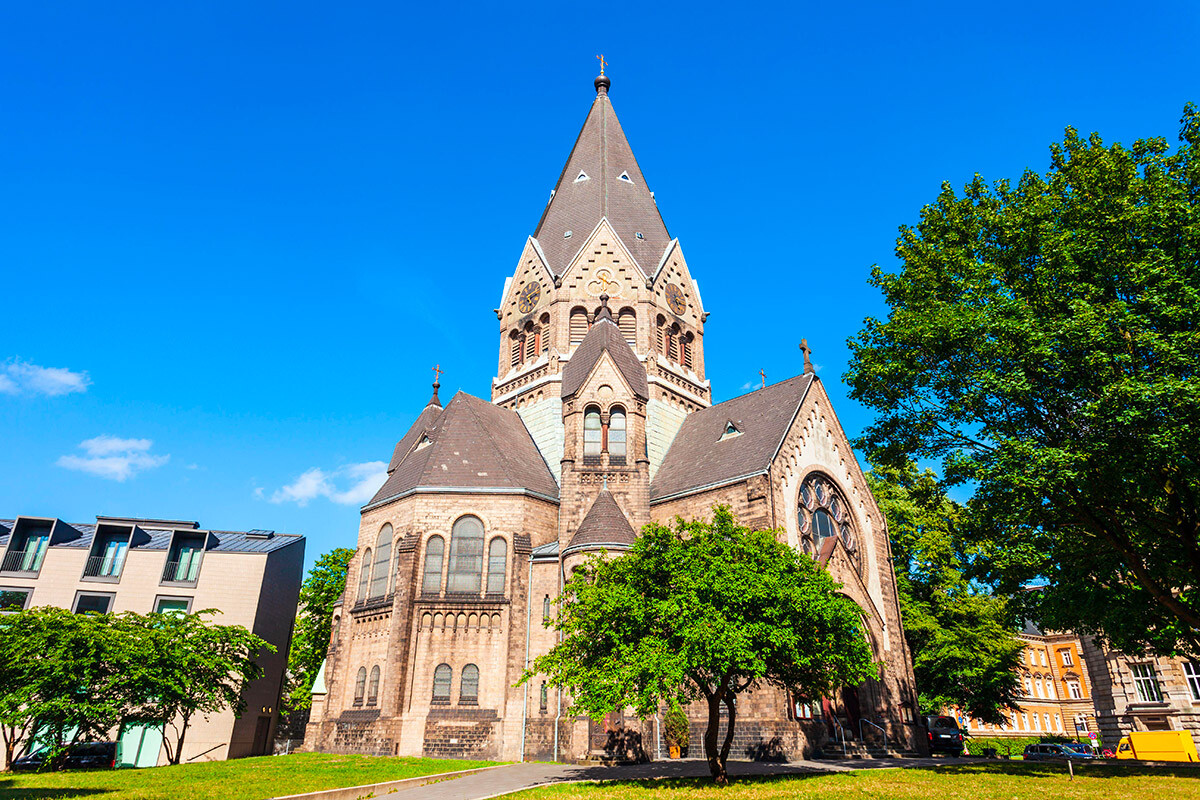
387 756 952 800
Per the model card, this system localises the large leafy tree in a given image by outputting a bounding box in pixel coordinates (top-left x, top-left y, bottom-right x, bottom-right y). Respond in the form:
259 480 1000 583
867 462 1023 722
525 506 875 785
284 547 354 712
847 105 1200 656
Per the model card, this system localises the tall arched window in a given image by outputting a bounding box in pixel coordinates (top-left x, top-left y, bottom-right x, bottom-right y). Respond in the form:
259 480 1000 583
618 308 636 347
422 535 444 594
525 325 539 361
583 406 602 462
487 538 507 594
682 334 694 369
433 664 452 703
543 595 551 624
370 524 392 599
354 666 367 705
569 307 589 346
367 665 381 705
797 474 858 569
447 516 484 593
511 332 526 367
357 549 372 601
460 664 479 704
608 407 627 462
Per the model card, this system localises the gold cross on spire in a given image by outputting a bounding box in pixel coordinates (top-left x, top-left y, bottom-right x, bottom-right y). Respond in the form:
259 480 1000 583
432 364 443 383
596 54 607 75
760 369 766 389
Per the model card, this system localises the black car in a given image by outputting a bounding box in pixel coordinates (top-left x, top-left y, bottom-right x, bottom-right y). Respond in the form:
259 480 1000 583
924 715 964 756
11 741 117 771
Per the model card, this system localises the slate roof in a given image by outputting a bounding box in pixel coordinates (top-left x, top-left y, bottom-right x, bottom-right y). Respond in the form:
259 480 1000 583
0 517 301 553
566 490 636 553
650 374 815 502
368 391 560 507
533 78 670 276
388 389 444 474
561 311 648 401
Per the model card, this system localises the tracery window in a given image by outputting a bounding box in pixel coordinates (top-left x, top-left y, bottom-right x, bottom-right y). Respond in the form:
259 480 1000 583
370 524 392 599
423 535 444 594
486 538 507 595
367 665 381 706
447 516 485 593
460 664 479 704
433 663 452 703
797 474 859 571
357 548 372 601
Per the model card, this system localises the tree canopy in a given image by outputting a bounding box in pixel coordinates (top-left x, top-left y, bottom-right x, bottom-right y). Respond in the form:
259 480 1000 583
847 104 1200 656
867 462 1023 723
285 547 354 712
524 506 875 785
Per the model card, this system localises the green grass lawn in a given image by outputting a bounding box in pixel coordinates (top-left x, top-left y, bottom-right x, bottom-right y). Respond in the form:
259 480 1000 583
0 752 501 800
511 761 1200 800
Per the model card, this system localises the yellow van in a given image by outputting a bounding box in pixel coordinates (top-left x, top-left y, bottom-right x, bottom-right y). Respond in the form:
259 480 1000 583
1115 731 1199 762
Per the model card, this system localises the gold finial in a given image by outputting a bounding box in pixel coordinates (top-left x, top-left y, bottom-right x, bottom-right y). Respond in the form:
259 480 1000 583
432 364 443 383
596 54 607 75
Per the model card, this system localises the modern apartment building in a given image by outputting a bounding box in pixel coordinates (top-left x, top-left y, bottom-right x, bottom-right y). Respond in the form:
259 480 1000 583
0 514 304 768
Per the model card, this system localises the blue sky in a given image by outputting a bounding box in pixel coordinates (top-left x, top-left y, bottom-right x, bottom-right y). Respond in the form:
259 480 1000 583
2 1 1196 571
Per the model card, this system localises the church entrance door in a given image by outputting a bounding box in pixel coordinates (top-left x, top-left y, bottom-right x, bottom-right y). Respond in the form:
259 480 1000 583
589 711 625 755
841 685 862 735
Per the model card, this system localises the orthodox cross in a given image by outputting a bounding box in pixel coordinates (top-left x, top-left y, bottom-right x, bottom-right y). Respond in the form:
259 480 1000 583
760 369 766 389
800 339 814 375
596 54 607 75
432 364 443 383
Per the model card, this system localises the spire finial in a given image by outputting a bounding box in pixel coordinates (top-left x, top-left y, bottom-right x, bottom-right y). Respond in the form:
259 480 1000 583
800 340 814 375
594 55 611 94
430 364 443 406
597 293 613 322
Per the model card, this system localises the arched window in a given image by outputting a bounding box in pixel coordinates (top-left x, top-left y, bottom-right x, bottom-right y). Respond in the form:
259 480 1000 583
583 406 602 462
797 475 858 568
433 664 452 703
655 316 666 355
682 334 694 370
511 332 526 367
367 665 381 705
447 516 484 593
422 535 444 594
569 307 589 346
354 666 367 705
543 595 551 624
525 325 539 361
540 313 551 354
618 308 636 347
460 664 479 704
357 548 372 601
608 407 627 462
487 538 507 594
371 524 392 599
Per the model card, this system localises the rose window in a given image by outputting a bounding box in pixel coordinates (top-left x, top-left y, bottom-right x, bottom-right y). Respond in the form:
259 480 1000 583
798 474 860 570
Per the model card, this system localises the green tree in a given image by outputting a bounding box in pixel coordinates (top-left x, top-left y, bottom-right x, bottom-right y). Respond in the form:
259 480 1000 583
867 462 1023 722
847 104 1200 656
0 613 37 770
284 547 354 712
523 506 875 785
124 610 272 765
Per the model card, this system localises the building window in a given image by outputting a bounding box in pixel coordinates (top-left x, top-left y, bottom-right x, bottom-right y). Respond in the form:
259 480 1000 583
0 587 32 612
2 523 51 574
447 516 484 594
423 535 444 594
154 596 192 614
1067 678 1083 699
367 665 381 706
84 528 129 579
1185 662 1200 701
1040 651 1047 667
583 406 603 462
540 682 548 713
354 667 367 705
569 308 589 346
543 595 551 624
797 475 857 565
1020 713 1028 731
1024 675 1033 696
370 524 393 599
432 663 452 704
486 538 507 595
1046 679 1056 699
1043 713 1051 731
608 407 627 462
73 592 114 615
357 548 372 601
1055 713 1063 732
162 533 205 584
511 333 525 368
1132 663 1164 703
617 308 636 347
1061 649 1074 667
460 663 479 705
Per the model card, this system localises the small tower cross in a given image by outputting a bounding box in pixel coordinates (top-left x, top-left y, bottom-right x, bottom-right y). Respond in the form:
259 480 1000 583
800 339 814 375
596 54 607 75
432 364 443 383
760 369 766 389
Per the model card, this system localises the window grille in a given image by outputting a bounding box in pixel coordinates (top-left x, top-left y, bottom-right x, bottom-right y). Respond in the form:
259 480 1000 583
447 517 484 593
1132 663 1164 702
423 536 444 594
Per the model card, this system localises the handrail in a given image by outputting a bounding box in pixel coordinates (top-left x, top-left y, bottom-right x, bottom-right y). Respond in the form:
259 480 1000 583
859 718 887 751
830 716 848 757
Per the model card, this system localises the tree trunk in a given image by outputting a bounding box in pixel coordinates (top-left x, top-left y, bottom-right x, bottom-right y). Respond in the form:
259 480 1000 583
170 716 191 766
703 692 728 786
721 693 737 768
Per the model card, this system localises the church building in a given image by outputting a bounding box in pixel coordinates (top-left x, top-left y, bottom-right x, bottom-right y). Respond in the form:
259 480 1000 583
304 71 921 761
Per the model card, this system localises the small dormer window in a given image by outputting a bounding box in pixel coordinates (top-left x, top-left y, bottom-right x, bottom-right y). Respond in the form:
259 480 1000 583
574 170 589 183
635 232 645 240
719 421 741 441
564 230 573 239
415 434 432 451
618 171 633 183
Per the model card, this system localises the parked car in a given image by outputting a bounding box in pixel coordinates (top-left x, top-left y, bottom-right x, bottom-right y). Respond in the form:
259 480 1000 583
10 741 117 771
1062 742 1099 757
923 715 964 756
1023 743 1095 761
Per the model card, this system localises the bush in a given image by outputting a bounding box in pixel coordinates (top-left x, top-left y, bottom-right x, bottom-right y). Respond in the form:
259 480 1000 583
664 701 689 751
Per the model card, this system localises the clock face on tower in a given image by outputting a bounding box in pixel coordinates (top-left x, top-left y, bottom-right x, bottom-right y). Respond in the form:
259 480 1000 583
666 283 686 315
518 281 541 314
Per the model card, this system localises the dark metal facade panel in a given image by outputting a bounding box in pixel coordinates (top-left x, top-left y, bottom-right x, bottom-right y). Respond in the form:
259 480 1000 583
649 374 815 501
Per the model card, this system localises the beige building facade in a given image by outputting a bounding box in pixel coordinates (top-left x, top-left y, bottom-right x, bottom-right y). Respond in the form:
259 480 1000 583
305 72 921 762
0 514 303 767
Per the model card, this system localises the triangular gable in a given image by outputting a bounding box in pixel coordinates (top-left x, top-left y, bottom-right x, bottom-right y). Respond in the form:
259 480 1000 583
561 316 648 401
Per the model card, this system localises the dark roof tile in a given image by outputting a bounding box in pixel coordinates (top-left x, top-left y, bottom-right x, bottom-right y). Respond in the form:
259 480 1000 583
566 490 636 553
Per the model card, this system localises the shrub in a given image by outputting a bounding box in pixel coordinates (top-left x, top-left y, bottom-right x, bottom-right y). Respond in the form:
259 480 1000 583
664 701 689 751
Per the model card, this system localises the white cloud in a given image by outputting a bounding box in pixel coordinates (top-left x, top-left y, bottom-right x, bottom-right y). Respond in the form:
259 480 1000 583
57 436 169 481
0 359 90 396
740 381 754 391
268 461 388 507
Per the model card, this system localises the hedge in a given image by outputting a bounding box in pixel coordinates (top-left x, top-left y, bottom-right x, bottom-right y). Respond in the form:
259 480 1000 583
963 734 1101 758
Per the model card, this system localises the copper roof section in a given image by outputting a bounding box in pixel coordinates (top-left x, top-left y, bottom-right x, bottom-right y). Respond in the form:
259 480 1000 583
650 374 815 502
533 76 670 276
561 316 649 401
566 489 636 553
370 391 560 506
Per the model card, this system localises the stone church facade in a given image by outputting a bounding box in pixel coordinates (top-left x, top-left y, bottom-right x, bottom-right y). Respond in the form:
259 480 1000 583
304 72 922 762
